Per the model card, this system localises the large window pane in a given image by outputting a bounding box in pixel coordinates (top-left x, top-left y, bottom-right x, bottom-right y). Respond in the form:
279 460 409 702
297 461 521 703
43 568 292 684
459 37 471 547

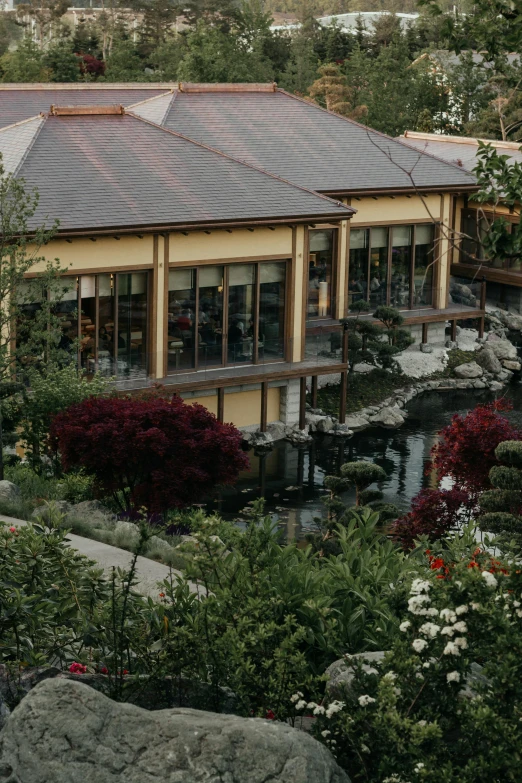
79 275 96 374
52 277 78 364
228 264 255 363
308 229 334 318
168 268 196 371
414 225 435 306
259 262 286 359
117 272 148 377
370 227 388 306
391 226 412 307
349 228 369 307
98 274 115 375
198 265 224 368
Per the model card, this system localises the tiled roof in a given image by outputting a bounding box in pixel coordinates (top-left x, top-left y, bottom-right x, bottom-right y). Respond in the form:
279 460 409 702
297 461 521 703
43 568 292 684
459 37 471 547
0 115 44 174
14 111 353 233
161 89 477 194
128 91 175 125
400 131 522 172
0 87 171 129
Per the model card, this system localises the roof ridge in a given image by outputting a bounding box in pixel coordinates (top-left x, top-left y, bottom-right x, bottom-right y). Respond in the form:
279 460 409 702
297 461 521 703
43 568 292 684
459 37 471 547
402 130 522 151
276 88 476 185
0 114 46 177
126 89 174 109
0 114 44 134
125 110 355 214
0 83 178 90
179 82 277 93
126 91 176 125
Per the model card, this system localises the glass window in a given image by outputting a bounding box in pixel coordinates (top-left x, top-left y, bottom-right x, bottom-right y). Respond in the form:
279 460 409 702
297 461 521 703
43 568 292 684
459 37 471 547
391 226 412 307
461 209 489 265
79 276 96 374
168 268 196 371
369 227 388 307
349 228 369 306
259 262 286 359
308 229 335 318
228 264 255 364
198 265 224 368
117 272 148 377
98 274 115 375
51 277 78 364
414 225 435 306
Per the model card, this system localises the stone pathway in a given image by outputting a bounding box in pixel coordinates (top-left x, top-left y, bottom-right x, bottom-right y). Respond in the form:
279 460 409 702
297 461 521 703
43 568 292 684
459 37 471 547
0 514 195 599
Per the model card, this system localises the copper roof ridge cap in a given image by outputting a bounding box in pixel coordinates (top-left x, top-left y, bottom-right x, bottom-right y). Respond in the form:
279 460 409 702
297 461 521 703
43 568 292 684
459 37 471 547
125 110 355 215
0 82 179 90
178 82 277 93
402 130 522 151
49 104 125 115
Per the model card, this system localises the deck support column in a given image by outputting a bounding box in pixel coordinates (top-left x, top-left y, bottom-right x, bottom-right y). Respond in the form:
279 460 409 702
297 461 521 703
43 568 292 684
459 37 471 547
311 375 318 409
217 387 224 423
299 376 307 430
421 321 429 345
260 381 268 433
450 319 457 342
479 276 487 338
339 371 347 424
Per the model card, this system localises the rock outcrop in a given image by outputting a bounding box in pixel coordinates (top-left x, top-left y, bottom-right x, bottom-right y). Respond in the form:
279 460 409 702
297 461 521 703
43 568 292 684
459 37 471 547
453 361 483 379
0 481 20 503
0 678 350 783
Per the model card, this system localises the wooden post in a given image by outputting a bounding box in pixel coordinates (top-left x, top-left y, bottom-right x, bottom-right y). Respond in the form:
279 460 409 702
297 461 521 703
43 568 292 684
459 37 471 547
299 376 307 430
311 375 318 408
450 319 457 342
479 276 486 338
422 321 428 345
341 322 349 363
339 370 347 424
217 387 224 423
260 381 268 432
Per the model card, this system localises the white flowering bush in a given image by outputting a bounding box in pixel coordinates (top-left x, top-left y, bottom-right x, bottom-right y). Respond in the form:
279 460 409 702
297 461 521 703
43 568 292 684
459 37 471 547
304 527 522 782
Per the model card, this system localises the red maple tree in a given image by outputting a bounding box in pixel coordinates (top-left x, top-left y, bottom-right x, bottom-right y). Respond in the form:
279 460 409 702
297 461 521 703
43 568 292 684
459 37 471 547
432 400 522 496
50 393 249 514
391 487 473 550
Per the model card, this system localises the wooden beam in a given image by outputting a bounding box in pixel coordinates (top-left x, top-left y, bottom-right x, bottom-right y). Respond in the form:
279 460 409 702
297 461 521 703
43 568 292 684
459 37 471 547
260 381 268 432
311 375 318 409
299 376 307 430
217 387 224 423
339 370 347 424
341 323 349 363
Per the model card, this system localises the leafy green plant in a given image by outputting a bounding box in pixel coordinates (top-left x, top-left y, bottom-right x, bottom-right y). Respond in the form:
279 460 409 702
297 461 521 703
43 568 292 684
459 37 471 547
341 461 387 506
479 439 522 547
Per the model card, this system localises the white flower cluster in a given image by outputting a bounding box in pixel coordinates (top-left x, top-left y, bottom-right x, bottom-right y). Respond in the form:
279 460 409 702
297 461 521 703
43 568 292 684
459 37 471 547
446 671 461 683
410 579 431 595
292 694 346 720
325 700 346 718
414 762 425 773
482 570 498 588
419 622 440 638
358 694 376 707
412 639 428 653
400 620 411 632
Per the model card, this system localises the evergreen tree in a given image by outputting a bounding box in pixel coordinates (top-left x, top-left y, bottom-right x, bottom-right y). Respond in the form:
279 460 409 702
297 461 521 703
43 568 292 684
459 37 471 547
279 31 318 95
104 38 146 81
0 36 50 82
478 440 522 548
44 39 80 82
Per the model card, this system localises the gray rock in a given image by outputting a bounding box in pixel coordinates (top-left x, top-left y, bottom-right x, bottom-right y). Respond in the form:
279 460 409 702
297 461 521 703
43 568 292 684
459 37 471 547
266 422 287 442
114 520 140 546
326 652 386 699
503 314 522 332
0 678 350 783
0 480 20 503
344 414 370 432
501 359 521 371
453 361 483 379
316 417 334 433
32 501 71 523
473 380 486 389
445 340 458 349
369 405 405 428
486 338 518 361
475 346 502 375
249 431 274 449
67 500 116 526
331 423 353 437
489 381 504 391
147 535 174 553
420 343 433 353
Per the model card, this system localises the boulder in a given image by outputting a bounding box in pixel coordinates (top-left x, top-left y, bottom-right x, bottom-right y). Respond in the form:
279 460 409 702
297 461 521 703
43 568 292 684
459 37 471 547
249 431 274 449
445 340 458 349
266 422 287 442
501 359 521 371
453 361 483 379
503 314 522 332
0 480 20 503
419 343 433 354
369 405 405 428
486 338 518 361
331 423 353 437
344 414 370 432
475 346 502 375
0 678 351 783
489 381 504 391
67 500 116 526
316 417 334 434
326 652 386 699
31 500 71 522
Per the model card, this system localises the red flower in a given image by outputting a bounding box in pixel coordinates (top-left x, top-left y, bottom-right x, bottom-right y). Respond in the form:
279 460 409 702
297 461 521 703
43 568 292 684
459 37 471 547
265 709 276 720
8 526 16 533
430 558 445 570
436 574 446 579
100 666 109 675
468 561 479 569
69 662 87 674
159 592 166 598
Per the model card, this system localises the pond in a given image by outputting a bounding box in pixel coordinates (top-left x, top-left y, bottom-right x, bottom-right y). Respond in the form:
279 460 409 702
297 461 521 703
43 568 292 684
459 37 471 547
207 383 522 539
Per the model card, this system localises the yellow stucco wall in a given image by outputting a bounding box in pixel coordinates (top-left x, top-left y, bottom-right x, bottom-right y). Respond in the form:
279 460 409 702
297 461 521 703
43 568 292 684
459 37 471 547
184 387 280 428
168 227 292 264
27 235 154 275
351 194 442 225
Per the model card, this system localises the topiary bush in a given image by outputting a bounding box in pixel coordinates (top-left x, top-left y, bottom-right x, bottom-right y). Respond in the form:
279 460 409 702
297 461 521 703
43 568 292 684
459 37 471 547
478 439 522 546
340 460 386 506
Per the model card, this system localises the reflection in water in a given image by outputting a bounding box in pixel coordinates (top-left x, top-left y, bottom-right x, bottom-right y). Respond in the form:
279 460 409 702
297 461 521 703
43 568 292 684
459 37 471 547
207 386 522 540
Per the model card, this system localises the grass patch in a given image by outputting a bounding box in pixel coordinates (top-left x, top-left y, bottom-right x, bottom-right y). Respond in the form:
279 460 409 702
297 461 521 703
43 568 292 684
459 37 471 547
442 348 477 378
316 369 415 416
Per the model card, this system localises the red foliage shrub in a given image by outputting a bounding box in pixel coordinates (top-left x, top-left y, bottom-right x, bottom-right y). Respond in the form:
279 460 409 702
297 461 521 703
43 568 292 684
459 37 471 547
50 393 249 514
432 400 522 496
79 54 106 78
391 487 473 550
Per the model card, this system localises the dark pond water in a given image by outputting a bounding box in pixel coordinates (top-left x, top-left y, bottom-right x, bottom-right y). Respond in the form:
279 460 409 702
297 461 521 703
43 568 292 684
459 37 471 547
207 384 522 539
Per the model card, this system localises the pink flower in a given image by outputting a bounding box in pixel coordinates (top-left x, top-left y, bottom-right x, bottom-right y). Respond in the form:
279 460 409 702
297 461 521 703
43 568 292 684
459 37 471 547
9 527 16 533
68 662 87 674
